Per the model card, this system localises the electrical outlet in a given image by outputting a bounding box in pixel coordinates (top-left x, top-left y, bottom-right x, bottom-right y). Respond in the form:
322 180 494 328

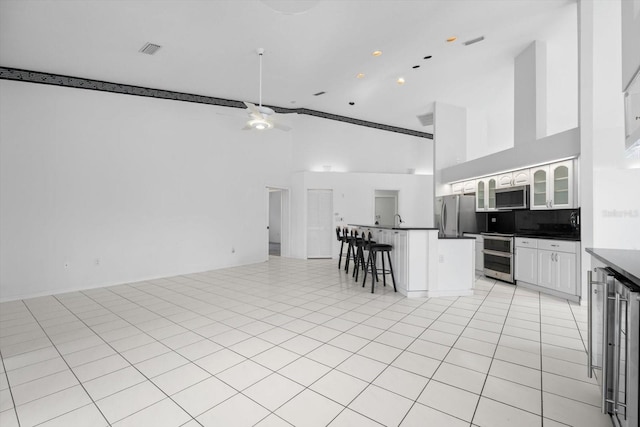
231 247 235 253
95 258 100 266
64 262 70 269
438 255 444 263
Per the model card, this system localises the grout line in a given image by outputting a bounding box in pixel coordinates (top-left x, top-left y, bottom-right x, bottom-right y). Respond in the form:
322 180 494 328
17 299 112 427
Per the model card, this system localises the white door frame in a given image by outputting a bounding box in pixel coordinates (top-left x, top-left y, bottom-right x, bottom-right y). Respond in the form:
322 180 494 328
266 186 290 260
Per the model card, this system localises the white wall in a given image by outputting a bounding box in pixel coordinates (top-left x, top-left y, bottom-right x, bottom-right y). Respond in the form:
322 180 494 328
579 0 640 301
291 114 434 175
291 171 433 259
0 79 433 301
0 80 294 301
434 102 467 170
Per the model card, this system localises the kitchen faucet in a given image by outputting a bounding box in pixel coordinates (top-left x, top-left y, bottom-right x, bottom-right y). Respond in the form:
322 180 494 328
394 214 404 226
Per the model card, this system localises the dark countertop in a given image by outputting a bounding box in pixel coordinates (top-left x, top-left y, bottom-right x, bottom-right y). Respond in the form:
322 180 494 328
349 224 438 231
586 248 640 289
438 236 477 240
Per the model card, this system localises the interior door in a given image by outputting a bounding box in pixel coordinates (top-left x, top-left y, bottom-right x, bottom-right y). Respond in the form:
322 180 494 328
375 196 397 226
307 189 333 258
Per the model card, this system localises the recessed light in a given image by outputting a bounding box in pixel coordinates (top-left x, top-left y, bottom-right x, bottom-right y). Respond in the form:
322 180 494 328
356 73 365 79
446 36 457 43
397 77 405 85
423 55 432 60
412 65 420 69
372 50 382 57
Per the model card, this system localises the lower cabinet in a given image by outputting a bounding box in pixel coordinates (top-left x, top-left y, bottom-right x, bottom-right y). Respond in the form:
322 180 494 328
515 237 580 301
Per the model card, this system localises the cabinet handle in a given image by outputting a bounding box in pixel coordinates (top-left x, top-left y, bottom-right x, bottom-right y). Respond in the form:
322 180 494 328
551 244 559 247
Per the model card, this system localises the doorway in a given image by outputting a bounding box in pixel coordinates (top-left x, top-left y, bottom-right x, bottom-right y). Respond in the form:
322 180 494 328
267 187 290 259
374 190 399 226
307 189 333 258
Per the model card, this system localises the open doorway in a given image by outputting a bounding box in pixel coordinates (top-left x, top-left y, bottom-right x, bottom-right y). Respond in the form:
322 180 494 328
374 190 399 226
267 187 290 259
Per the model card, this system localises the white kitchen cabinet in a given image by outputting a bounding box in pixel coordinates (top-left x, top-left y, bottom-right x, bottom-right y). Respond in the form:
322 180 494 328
530 160 575 210
512 169 530 186
496 169 530 188
476 176 497 211
515 238 538 284
451 179 476 195
516 237 579 300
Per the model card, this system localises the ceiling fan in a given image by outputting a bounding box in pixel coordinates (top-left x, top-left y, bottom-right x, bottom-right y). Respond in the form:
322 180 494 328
242 48 293 131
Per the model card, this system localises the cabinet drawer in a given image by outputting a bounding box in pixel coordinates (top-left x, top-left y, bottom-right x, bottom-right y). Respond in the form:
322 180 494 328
515 237 538 248
537 239 578 253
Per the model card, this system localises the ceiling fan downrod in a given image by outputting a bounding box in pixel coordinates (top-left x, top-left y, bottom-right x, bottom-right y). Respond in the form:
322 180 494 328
257 48 264 108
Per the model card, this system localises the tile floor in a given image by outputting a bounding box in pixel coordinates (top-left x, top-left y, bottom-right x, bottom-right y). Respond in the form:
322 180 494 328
0 257 614 427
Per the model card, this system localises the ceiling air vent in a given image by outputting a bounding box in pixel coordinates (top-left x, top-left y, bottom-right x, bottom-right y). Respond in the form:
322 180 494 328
139 42 161 55
416 113 434 127
463 36 485 46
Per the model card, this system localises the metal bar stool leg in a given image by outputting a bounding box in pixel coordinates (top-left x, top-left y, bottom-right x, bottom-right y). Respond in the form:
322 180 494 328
387 251 397 292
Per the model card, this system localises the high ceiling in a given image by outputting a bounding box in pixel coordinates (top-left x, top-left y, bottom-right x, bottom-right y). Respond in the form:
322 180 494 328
0 0 576 134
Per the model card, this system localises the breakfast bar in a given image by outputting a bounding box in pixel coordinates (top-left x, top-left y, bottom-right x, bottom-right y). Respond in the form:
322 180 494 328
350 225 475 298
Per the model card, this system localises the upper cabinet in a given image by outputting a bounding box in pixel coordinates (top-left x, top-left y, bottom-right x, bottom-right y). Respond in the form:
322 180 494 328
496 169 530 188
451 179 476 194
476 176 497 211
530 160 575 210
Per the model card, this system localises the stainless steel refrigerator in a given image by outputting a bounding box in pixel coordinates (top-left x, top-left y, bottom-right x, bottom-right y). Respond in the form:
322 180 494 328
435 194 477 237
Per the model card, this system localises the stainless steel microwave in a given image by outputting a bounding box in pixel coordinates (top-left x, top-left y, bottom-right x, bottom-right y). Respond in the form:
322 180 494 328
495 185 529 210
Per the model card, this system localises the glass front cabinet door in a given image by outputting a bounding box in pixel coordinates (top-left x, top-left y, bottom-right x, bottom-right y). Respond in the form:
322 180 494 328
530 160 574 210
476 180 485 211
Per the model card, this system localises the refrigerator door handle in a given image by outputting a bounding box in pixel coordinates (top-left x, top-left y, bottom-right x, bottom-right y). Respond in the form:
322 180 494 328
442 204 447 234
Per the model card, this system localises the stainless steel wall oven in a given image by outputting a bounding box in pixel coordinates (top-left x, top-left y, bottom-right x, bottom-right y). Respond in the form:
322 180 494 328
482 233 515 283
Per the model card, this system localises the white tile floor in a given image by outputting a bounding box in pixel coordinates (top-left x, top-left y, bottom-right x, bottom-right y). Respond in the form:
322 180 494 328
0 257 614 427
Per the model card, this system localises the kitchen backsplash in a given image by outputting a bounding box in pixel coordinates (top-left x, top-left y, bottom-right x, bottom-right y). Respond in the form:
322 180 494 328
481 208 580 238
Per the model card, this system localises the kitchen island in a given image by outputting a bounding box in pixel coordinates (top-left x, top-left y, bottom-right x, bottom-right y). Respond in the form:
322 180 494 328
350 225 475 298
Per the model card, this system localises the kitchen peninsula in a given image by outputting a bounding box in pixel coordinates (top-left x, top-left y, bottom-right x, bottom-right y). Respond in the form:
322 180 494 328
350 225 475 298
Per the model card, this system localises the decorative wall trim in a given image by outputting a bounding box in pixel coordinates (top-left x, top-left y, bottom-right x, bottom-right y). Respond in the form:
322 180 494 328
0 67 433 140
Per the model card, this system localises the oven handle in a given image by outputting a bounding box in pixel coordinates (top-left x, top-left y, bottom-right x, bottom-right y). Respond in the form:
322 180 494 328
482 235 513 242
482 249 513 258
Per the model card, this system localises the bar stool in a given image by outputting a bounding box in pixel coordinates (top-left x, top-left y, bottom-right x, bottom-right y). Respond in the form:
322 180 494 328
363 232 397 294
353 230 374 282
336 227 348 269
343 228 358 274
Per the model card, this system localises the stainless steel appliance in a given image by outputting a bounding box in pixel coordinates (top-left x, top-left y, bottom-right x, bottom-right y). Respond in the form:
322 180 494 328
588 268 639 427
495 185 529 210
435 194 477 237
482 232 514 283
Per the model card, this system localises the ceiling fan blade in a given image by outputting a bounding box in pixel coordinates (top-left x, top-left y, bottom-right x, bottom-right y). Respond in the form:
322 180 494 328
244 102 263 118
